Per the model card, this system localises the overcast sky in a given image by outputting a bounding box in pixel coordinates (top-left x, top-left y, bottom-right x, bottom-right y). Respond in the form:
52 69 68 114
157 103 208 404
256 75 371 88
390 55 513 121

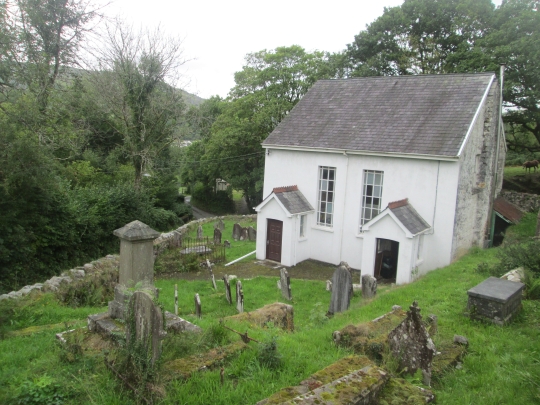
96 0 503 100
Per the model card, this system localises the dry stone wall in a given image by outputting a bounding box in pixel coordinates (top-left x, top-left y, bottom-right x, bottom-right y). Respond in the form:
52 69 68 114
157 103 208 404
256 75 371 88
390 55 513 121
500 190 540 213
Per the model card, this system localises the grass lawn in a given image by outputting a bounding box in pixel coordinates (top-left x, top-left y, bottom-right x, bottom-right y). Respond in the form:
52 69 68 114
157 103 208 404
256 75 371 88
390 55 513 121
504 165 526 178
1 220 539 404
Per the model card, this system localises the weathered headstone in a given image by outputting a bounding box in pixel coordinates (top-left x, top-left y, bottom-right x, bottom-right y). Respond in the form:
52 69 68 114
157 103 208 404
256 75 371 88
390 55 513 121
126 291 166 367
280 268 292 301
388 301 436 386
223 275 232 304
361 274 377 299
214 228 222 244
224 240 231 248
197 224 203 240
277 280 281 290
233 223 242 241
206 259 217 290
195 293 201 319
427 314 438 336
326 280 332 291
215 218 225 231
240 227 249 241
328 263 353 315
236 280 244 313
247 226 257 241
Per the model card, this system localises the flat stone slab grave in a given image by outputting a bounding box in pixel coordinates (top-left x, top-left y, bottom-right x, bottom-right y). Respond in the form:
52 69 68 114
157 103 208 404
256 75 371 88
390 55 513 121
467 277 525 325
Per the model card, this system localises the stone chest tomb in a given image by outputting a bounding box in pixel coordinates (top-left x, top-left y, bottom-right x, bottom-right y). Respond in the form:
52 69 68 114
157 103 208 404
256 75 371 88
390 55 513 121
467 277 525 325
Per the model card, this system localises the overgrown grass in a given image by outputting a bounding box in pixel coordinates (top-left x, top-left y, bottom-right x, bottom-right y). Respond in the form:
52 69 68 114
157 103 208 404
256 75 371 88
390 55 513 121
1 218 539 404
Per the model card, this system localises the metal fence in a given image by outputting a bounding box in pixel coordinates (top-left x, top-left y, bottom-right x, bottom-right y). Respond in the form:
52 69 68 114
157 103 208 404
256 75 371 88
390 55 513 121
179 236 226 264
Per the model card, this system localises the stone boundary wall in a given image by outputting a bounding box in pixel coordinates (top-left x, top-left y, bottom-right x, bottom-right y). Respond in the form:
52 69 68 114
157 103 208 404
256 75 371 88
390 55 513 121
0 215 257 301
500 190 540 213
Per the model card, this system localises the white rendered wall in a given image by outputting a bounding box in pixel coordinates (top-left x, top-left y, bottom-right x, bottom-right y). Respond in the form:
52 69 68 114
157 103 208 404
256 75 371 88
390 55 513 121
261 149 461 278
359 215 415 285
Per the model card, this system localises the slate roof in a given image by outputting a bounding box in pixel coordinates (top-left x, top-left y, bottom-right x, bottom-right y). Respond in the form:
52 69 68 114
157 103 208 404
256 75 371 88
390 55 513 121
273 186 314 214
493 197 523 224
388 199 430 235
263 73 496 157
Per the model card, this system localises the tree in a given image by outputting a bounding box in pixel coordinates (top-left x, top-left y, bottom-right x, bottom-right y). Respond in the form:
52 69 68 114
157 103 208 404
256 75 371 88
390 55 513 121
346 0 495 76
92 22 186 188
200 46 336 210
483 0 540 152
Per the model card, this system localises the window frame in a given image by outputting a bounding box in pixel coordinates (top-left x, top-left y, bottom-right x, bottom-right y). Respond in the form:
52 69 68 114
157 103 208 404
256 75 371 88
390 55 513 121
360 170 384 227
299 214 306 238
316 166 336 227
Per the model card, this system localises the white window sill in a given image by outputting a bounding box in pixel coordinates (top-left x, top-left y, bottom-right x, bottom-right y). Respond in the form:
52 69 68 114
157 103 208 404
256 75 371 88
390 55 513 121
355 233 365 239
298 237 308 242
312 225 334 233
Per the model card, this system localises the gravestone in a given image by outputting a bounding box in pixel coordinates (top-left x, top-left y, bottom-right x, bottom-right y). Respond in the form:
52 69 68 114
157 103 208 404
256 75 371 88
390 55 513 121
361 274 377 299
215 218 225 231
214 228 222 244
277 280 281 290
236 280 244 313
247 226 257 241
113 220 160 287
388 301 436 386
240 227 249 241
109 221 160 320
223 275 232 304
467 277 525 325
233 223 242 241
280 268 292 300
326 280 332 291
195 293 201 319
126 291 166 367
224 240 231 248
197 225 203 240
328 263 353 315
206 259 217 290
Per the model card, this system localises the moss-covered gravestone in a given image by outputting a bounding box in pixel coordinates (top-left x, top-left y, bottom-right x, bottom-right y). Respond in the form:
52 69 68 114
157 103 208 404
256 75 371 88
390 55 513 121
388 301 436 386
126 291 166 367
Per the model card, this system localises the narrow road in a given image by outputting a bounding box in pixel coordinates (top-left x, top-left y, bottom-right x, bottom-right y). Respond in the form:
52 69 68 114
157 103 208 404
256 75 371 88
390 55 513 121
185 196 215 219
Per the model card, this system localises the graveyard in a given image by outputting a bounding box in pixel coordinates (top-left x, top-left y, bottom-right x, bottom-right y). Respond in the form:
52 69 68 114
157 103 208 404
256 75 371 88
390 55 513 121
0 216 539 404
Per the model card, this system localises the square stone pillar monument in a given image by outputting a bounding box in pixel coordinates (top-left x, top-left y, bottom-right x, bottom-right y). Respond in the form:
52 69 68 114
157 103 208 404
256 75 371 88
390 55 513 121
109 220 160 320
114 220 160 286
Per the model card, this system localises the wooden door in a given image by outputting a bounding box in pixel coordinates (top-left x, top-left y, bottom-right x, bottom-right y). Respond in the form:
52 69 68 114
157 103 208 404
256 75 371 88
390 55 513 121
266 219 283 262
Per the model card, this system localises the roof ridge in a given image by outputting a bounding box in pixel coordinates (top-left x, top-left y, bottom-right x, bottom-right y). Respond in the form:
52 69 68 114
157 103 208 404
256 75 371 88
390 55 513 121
273 185 298 194
316 72 496 83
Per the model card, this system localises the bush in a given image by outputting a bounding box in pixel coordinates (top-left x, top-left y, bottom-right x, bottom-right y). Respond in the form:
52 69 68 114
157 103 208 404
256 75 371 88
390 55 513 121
257 336 282 370
15 375 66 405
495 241 540 276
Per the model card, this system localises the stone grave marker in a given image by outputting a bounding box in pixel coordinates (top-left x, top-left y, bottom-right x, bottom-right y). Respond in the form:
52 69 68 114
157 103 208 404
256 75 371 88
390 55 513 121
240 227 249 241
328 262 353 315
197 224 203 240
224 240 231 248
215 218 225 231
194 293 201 319
467 277 525 325
126 291 166 367
280 268 292 300
109 220 160 320
326 280 332 291
214 228 222 244
247 226 257 241
206 259 217 290
223 275 232 304
388 301 436 386
361 274 377 299
233 223 242 241
236 280 244 313
277 280 281 290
